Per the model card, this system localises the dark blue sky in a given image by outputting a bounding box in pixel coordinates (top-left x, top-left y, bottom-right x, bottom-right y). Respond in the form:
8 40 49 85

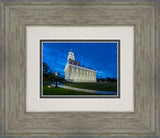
42 42 118 79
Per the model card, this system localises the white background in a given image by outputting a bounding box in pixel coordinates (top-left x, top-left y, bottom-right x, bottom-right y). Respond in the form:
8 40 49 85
26 27 134 112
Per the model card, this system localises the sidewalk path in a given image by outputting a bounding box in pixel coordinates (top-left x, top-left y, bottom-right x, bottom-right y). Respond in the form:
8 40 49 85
58 84 117 95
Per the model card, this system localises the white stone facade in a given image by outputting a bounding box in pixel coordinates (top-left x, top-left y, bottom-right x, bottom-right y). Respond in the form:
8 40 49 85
64 51 97 82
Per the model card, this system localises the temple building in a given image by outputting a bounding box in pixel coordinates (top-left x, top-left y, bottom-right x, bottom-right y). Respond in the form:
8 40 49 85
64 50 97 82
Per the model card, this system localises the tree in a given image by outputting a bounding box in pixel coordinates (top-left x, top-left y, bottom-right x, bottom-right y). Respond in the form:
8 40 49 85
99 78 105 82
43 62 55 83
43 62 52 74
106 77 111 82
43 62 66 83
106 77 117 82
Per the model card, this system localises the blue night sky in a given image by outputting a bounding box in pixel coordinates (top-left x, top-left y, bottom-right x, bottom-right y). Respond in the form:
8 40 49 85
42 42 118 79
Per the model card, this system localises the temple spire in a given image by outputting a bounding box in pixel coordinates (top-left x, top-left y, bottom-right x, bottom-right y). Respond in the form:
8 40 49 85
67 50 75 61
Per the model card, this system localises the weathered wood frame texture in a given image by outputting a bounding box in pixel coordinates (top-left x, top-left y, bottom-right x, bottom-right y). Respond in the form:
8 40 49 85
1 1 159 137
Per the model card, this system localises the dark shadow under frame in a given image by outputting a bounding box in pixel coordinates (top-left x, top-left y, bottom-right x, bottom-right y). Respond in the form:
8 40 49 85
40 40 120 98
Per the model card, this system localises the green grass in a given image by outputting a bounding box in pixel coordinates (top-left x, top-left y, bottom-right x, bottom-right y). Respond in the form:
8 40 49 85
43 85 102 95
63 82 117 92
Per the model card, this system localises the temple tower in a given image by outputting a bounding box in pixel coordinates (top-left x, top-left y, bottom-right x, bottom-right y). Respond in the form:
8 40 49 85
67 49 75 61
64 50 97 82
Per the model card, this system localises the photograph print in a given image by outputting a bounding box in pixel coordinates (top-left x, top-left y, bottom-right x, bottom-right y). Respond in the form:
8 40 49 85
40 40 120 98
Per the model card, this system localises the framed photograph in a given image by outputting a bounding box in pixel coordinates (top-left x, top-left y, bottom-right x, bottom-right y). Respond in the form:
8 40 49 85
1 1 159 137
40 40 120 98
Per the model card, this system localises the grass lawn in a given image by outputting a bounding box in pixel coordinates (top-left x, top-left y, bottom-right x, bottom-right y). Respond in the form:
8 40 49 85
43 85 102 95
63 82 117 92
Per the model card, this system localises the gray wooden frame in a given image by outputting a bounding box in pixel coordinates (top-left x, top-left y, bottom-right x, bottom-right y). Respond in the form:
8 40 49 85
1 1 159 137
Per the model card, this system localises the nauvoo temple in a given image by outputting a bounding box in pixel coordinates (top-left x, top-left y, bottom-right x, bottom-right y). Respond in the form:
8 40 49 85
64 50 97 82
